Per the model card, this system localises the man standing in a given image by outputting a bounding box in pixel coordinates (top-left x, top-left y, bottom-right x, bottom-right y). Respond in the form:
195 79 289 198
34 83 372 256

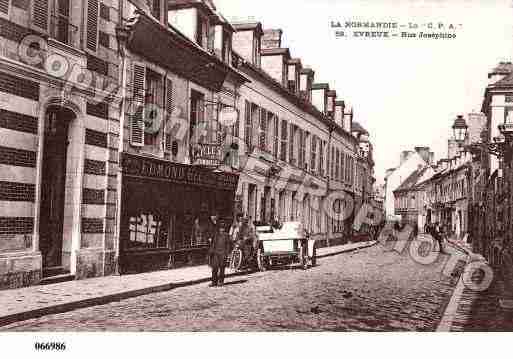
208 219 231 287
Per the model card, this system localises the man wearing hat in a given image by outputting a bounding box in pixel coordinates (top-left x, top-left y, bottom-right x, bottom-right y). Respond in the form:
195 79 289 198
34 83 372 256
208 218 231 287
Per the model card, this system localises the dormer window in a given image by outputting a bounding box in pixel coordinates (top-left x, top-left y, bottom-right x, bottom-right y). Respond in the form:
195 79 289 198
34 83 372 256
222 28 231 63
196 13 209 48
149 0 161 20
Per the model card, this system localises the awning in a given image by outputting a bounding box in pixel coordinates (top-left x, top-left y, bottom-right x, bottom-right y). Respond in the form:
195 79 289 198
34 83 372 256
127 13 248 92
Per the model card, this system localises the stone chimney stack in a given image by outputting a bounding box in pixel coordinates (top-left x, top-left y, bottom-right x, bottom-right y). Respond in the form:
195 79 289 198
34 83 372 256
467 112 487 144
400 150 413 166
415 146 431 164
262 29 282 49
334 100 345 128
429 152 435 165
448 138 459 159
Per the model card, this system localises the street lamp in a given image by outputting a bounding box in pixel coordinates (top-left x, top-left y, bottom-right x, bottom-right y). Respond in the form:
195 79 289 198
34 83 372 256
452 115 468 143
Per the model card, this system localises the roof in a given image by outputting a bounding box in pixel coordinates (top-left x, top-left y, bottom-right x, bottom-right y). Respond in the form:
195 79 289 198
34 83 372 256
261 48 290 56
327 90 337 97
352 121 369 135
335 100 345 107
394 168 424 193
288 58 302 65
300 68 314 75
311 83 329 90
489 61 513 76
232 22 263 34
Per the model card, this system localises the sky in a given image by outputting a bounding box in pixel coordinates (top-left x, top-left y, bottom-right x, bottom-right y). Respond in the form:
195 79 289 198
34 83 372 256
215 0 513 184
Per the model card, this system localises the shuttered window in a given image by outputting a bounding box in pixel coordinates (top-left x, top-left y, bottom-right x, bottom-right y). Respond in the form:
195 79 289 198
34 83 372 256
86 0 99 52
164 78 173 153
259 108 267 151
335 149 340 181
244 101 252 150
280 119 287 162
31 0 49 32
0 0 10 18
310 135 316 174
288 124 295 165
341 151 345 183
130 63 146 147
273 114 279 158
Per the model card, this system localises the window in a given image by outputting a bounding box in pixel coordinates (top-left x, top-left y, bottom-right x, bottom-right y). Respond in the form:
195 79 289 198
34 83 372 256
330 146 334 179
319 140 325 176
99 2 109 20
54 0 72 45
299 130 307 169
341 152 345 183
149 0 160 20
288 80 296 93
222 29 232 63
259 108 267 151
310 135 317 173
272 114 279 158
280 120 288 162
335 149 340 181
190 89 205 145
143 69 163 147
289 124 296 164
98 31 109 48
196 14 208 48
244 101 252 150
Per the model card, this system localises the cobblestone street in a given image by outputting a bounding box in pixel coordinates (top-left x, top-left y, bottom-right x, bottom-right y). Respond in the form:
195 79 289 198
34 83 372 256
2 242 459 331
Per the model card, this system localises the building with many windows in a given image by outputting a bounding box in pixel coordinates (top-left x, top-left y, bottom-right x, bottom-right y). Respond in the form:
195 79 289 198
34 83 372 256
0 0 374 289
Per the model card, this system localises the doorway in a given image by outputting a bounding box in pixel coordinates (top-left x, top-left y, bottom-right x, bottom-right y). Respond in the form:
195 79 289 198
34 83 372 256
39 107 72 273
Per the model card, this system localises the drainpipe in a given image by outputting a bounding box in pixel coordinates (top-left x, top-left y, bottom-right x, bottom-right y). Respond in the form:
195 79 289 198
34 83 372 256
114 5 130 276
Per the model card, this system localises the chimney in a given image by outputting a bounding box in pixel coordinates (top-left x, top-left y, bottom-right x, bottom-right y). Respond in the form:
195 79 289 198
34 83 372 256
326 90 337 118
400 150 413 166
232 22 263 67
334 100 345 128
299 68 314 102
488 61 513 85
342 105 353 133
467 112 487 144
262 29 282 49
415 146 431 164
448 138 459 159
428 152 435 165
385 168 396 180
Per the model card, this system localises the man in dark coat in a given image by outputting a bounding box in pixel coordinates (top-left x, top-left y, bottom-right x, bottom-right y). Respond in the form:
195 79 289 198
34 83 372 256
208 219 231 287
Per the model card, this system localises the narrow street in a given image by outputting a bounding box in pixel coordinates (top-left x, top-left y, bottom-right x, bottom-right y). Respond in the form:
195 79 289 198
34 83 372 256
2 242 460 331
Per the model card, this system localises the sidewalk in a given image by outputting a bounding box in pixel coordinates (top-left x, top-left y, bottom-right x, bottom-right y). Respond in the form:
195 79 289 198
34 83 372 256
442 237 513 331
0 241 376 328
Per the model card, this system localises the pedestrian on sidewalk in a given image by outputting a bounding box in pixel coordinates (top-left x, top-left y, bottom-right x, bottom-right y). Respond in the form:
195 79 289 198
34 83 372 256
208 219 231 287
433 222 445 254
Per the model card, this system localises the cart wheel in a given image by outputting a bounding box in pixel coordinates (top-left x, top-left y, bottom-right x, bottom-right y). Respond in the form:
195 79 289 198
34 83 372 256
311 245 317 267
257 247 267 272
230 248 243 271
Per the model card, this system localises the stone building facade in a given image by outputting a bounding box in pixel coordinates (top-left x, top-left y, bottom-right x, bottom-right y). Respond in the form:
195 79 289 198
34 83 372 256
0 0 375 289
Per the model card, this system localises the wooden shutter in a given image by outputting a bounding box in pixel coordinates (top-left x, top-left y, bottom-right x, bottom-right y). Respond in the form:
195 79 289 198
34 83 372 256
273 115 279 158
258 108 266 151
164 78 173 153
288 123 294 164
86 0 99 52
0 0 10 19
130 63 146 147
31 0 49 33
244 100 251 150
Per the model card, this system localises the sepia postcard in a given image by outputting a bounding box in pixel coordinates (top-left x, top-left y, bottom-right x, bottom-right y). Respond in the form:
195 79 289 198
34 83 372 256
0 0 512 357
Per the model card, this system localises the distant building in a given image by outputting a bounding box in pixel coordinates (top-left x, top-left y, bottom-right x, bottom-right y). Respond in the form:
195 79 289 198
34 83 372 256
384 147 434 220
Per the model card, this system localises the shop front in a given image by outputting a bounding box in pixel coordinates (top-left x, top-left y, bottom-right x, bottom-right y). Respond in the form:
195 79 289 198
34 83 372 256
119 153 239 274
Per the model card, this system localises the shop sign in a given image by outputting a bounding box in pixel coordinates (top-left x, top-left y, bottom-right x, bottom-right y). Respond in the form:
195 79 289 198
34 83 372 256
121 152 238 190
